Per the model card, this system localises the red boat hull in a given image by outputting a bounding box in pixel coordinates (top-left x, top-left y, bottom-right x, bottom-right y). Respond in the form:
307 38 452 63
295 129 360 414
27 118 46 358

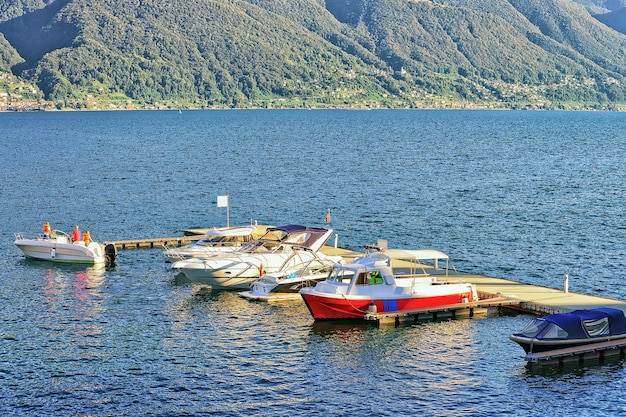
301 291 475 320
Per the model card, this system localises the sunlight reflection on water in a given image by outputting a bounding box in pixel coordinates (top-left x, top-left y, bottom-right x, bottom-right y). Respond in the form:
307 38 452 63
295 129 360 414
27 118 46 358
1 110 624 416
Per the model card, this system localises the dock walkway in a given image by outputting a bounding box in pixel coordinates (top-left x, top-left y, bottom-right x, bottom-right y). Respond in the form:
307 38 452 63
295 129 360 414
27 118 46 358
105 236 199 250
524 339 626 365
106 235 626 318
458 273 626 316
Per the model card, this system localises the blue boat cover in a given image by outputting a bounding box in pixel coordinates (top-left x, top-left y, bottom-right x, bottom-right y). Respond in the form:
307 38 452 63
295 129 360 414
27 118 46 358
541 308 626 339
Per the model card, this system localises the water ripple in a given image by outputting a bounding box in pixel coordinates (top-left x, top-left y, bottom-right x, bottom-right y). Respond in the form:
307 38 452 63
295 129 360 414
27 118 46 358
1 110 624 416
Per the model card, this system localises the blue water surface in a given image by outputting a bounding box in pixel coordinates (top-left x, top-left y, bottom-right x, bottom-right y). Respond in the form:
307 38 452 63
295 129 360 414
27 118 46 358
0 109 625 416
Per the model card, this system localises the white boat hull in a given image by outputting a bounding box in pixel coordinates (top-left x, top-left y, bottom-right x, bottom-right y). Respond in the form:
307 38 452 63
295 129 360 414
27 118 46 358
175 258 266 289
174 251 340 290
15 237 105 264
240 272 329 301
183 268 260 289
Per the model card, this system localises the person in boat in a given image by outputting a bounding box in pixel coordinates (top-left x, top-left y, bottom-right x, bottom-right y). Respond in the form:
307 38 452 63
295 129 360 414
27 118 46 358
84 230 92 245
369 271 383 284
43 221 51 239
71 225 81 242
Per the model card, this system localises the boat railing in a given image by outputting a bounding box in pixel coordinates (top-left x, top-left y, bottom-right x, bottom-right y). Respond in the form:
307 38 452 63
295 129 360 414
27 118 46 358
15 230 78 244
394 272 431 278
284 256 334 280
14 232 48 241
164 243 200 261
226 260 261 278
276 247 336 274
164 248 188 262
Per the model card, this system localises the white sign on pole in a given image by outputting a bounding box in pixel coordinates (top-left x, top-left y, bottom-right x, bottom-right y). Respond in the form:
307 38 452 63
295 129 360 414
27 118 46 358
217 194 230 227
217 194 229 208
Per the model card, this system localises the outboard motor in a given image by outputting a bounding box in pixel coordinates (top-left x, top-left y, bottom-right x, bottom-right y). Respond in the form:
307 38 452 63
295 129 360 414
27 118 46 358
104 243 117 266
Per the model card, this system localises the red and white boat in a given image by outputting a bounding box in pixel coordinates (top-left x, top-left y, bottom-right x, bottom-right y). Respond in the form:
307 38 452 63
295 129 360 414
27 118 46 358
300 249 478 320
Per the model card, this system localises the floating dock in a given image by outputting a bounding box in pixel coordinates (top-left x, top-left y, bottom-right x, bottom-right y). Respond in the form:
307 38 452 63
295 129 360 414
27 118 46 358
361 272 626 326
105 235 626 320
524 339 626 366
363 296 519 325
105 236 200 250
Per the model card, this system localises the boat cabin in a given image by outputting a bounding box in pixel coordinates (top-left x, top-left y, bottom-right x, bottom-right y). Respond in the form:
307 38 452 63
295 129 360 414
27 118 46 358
319 251 441 296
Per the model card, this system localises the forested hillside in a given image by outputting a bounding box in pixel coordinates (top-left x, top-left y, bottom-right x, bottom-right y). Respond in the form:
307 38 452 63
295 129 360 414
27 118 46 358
2 0 626 110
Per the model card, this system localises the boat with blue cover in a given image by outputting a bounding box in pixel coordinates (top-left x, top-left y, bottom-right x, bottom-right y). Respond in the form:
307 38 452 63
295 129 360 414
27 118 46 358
510 307 626 354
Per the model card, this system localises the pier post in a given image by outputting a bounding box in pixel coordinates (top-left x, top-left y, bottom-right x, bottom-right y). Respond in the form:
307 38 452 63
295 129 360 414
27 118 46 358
564 274 569 293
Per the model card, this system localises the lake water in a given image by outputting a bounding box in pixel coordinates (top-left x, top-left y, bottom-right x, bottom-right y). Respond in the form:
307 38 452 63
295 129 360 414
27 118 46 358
0 109 625 416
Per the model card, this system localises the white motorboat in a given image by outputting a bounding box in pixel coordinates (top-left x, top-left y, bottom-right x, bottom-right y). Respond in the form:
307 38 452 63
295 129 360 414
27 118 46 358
172 225 339 289
163 225 268 260
14 230 117 265
239 254 336 301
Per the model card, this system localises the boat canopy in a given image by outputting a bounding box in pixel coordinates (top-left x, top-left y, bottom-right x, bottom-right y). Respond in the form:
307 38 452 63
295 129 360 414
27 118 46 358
518 308 626 340
260 225 333 251
384 249 450 276
384 249 449 261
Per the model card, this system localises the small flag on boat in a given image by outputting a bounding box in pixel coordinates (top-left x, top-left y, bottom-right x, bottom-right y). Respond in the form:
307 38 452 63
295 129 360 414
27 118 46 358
325 209 331 223
217 193 229 208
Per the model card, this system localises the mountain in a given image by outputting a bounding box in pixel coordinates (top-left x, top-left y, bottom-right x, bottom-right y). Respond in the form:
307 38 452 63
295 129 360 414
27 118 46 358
2 0 626 109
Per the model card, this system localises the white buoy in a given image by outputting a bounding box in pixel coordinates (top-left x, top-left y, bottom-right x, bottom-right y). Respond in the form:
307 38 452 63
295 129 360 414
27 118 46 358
367 302 377 314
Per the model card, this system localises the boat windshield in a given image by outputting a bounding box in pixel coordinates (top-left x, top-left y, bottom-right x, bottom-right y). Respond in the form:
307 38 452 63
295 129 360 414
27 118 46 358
327 268 355 284
262 229 288 242
282 232 309 245
198 235 250 247
355 271 384 285
518 319 569 339
240 239 285 253
583 317 610 337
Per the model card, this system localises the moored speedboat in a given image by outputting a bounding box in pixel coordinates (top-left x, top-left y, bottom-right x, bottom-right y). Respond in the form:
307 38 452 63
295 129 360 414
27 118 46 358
510 308 626 354
299 249 478 320
239 257 335 301
172 225 339 289
163 224 268 261
14 230 116 265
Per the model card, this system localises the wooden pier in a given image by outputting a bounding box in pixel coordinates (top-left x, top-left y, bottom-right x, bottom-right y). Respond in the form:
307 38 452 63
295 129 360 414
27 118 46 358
105 236 201 250
524 339 626 366
105 235 626 321
363 296 519 326
361 273 626 325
